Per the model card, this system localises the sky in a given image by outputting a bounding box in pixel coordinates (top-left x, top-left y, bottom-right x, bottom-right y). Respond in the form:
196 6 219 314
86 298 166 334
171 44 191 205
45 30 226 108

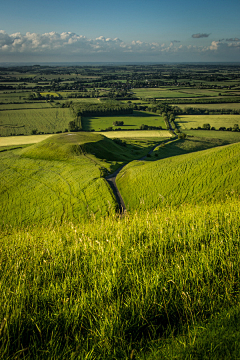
0 0 240 63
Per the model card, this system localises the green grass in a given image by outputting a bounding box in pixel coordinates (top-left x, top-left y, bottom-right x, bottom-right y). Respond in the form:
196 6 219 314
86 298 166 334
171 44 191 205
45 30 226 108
177 114 240 130
82 111 166 131
0 132 166 227
0 102 55 110
185 130 240 143
132 88 216 99
0 198 240 359
0 132 130 226
173 103 240 110
0 108 73 136
116 141 240 211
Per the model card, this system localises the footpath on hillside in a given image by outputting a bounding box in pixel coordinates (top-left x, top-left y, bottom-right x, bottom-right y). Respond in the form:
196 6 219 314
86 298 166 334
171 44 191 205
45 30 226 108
105 136 176 213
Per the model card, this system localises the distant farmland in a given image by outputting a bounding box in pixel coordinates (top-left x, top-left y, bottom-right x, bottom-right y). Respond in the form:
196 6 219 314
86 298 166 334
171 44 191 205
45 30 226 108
0 108 73 136
177 114 240 130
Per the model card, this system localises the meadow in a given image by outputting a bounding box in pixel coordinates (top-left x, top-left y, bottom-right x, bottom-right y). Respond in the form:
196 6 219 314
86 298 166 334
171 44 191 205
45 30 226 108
81 111 165 131
173 102 240 110
0 108 73 136
116 141 240 211
0 134 53 147
1 198 240 359
177 114 240 130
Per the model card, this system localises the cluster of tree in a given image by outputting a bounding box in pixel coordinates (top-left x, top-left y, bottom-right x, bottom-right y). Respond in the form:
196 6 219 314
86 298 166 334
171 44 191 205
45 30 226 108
74 102 133 117
139 124 163 130
173 106 240 116
192 123 240 132
113 121 124 126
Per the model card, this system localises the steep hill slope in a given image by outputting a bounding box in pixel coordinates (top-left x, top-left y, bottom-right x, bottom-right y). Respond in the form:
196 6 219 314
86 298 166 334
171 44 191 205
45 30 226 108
117 141 240 211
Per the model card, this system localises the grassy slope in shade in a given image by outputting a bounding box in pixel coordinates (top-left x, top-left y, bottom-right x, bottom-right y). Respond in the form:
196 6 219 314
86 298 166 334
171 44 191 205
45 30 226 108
0 199 240 359
117 141 240 211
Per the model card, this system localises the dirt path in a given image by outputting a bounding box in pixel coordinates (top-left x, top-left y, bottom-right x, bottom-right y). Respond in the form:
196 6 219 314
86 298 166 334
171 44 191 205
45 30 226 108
105 138 176 213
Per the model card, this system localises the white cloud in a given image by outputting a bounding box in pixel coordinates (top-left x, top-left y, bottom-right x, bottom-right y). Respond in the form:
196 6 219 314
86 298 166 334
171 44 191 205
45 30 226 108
0 30 239 61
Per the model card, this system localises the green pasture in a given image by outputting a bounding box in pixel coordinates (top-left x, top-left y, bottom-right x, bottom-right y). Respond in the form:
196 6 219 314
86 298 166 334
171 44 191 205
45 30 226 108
1 198 240 358
173 103 240 110
82 111 165 131
117 141 240 211
132 88 214 99
0 107 73 136
185 130 240 142
177 114 240 130
0 102 54 110
0 91 30 103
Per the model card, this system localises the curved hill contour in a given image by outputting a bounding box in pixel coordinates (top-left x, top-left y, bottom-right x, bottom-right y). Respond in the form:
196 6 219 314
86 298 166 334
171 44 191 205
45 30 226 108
116 141 240 211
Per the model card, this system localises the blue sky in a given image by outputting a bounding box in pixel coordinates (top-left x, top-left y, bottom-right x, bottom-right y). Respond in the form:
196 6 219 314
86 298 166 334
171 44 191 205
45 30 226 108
0 0 240 62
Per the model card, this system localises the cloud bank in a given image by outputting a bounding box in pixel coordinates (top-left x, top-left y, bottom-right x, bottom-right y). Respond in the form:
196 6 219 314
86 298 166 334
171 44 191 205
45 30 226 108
0 30 239 62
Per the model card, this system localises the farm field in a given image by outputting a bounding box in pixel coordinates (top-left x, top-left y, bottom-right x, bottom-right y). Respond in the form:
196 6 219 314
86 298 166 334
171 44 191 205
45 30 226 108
173 103 240 110
0 134 53 147
0 91 31 103
132 88 219 99
82 111 165 131
0 102 55 110
185 130 240 142
177 114 240 130
0 107 73 136
101 129 171 138
116 141 240 211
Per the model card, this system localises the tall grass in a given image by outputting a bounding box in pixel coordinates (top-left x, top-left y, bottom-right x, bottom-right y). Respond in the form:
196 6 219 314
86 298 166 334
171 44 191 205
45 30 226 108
0 198 240 358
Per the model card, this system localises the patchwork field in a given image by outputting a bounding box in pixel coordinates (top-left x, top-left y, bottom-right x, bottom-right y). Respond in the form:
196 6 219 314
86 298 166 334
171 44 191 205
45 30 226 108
177 114 240 130
82 111 165 131
132 88 218 99
0 108 73 136
116 142 240 211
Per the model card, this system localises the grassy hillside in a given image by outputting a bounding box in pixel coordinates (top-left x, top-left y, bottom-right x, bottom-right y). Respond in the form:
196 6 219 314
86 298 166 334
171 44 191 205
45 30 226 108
0 132 167 227
117 141 240 211
1 199 240 359
0 133 125 227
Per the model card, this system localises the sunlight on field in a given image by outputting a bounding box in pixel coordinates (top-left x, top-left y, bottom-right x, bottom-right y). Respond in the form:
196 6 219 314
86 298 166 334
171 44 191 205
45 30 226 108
0 134 53 146
100 130 172 138
178 114 240 130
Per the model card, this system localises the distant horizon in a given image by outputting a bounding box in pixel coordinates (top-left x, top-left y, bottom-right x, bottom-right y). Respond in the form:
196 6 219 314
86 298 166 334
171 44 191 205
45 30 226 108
1 61 240 67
